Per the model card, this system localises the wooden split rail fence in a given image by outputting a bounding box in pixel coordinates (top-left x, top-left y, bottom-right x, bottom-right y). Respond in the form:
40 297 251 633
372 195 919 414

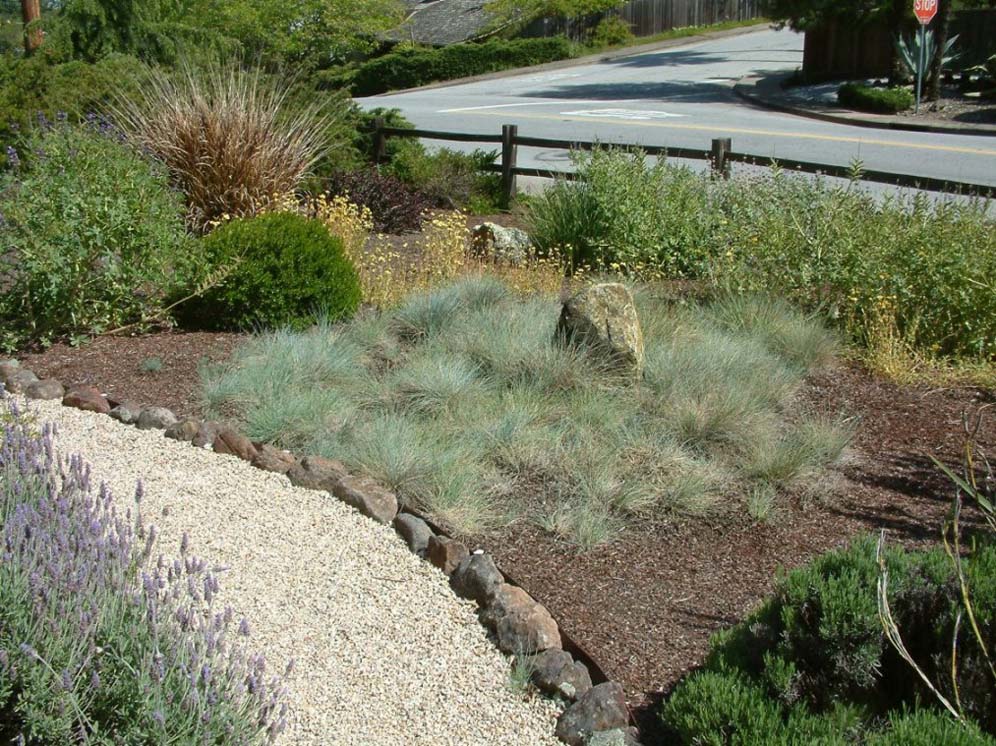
369 118 996 209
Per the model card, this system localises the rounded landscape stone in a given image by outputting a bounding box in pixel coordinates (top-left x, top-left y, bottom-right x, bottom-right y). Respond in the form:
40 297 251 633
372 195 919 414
25 378 65 401
137 407 178 431
393 513 434 558
427 535 469 576
451 553 503 606
555 682 628 746
109 401 143 425
165 418 201 443
63 385 110 414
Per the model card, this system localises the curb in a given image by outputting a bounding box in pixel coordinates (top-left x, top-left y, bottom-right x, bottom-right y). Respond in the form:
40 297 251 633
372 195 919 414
0 362 643 746
733 73 996 138
362 22 774 98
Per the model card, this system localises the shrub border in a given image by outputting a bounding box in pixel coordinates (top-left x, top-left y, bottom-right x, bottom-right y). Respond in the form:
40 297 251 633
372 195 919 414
0 361 642 746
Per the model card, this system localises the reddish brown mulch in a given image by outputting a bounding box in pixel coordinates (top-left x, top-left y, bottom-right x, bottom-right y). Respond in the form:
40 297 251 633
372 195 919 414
13 333 996 742
18 332 247 420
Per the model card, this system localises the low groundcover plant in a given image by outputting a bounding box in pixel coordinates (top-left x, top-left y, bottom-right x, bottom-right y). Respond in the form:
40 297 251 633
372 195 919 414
0 395 287 744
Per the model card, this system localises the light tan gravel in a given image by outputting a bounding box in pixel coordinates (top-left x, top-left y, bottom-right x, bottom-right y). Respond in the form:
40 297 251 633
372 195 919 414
27 398 562 746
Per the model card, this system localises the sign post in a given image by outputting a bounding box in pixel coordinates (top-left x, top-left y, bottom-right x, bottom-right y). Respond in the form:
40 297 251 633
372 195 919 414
912 0 938 114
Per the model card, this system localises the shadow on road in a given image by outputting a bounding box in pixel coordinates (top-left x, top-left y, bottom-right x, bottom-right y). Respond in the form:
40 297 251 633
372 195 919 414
601 48 802 70
520 79 735 104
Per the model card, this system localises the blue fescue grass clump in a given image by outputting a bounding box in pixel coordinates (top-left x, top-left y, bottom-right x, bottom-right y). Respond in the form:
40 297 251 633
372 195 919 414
203 277 850 546
0 395 288 744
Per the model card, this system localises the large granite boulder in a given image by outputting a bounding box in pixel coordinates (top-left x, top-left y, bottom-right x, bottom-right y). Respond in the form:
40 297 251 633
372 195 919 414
555 283 644 376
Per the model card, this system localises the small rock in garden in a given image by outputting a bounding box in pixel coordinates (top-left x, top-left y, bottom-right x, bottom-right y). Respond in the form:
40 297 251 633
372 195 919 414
252 443 297 474
286 455 348 491
136 407 178 431
585 728 642 746
393 513 434 557
527 649 592 701
471 223 532 266
165 419 201 443
24 378 64 401
497 599 561 656
63 385 111 414
480 583 562 654
109 400 143 425
428 535 469 576
3 368 39 394
480 583 534 629
333 475 399 524
0 359 20 381
555 682 629 746
451 553 503 606
213 427 259 462
192 421 221 449
556 283 644 376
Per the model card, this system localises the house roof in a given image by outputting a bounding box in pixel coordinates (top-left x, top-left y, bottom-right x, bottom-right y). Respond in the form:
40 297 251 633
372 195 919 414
390 0 493 46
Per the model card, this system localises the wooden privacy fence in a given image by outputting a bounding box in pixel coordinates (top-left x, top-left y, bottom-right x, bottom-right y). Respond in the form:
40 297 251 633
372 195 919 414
369 118 996 208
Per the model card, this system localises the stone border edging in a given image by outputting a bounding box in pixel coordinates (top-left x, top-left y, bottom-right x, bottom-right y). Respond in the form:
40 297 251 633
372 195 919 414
0 358 643 746
734 73 996 138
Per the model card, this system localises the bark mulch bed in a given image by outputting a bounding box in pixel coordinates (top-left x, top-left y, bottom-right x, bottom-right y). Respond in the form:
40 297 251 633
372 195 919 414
18 334 996 741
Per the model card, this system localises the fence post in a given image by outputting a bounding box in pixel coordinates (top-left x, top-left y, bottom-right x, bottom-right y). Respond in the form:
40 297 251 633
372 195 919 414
711 137 732 179
500 124 518 209
372 117 387 165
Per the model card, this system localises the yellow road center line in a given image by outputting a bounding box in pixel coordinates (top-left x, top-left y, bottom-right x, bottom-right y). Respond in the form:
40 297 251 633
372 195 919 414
458 110 996 157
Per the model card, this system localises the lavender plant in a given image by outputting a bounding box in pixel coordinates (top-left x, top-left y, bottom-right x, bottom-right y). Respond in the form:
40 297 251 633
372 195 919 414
0 395 288 743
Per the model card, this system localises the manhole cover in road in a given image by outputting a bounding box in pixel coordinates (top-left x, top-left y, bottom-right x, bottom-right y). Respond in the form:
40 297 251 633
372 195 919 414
561 108 686 120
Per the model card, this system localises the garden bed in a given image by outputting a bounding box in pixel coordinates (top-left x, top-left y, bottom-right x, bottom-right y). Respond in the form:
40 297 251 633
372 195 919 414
17 322 994 741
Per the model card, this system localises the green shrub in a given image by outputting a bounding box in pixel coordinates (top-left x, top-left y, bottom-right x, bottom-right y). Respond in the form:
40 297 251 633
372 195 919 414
177 212 361 331
527 148 996 362
351 37 576 96
590 16 636 47
838 83 914 113
384 140 502 212
529 148 717 275
0 122 194 351
662 536 996 742
0 53 150 161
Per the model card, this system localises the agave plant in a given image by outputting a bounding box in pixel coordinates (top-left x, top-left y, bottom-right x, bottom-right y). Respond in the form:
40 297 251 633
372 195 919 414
895 30 960 84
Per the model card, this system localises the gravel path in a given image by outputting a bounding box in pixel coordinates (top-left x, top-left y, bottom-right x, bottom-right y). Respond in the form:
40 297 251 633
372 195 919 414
27 399 562 746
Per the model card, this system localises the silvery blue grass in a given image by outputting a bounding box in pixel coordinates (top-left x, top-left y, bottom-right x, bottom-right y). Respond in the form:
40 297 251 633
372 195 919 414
0 394 289 743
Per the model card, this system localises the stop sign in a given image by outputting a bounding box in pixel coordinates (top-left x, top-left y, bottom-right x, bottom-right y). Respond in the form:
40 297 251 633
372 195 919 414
914 0 937 24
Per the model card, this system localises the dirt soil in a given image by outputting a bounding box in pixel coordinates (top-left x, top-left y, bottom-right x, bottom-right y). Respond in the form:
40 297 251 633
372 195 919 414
16 334 996 743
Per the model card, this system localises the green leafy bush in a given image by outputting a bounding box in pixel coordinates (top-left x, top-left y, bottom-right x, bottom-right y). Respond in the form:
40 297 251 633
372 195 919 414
351 37 576 96
384 140 502 212
590 16 636 47
0 122 194 351
661 536 996 742
529 148 718 275
837 83 914 113
527 148 996 361
0 53 150 160
177 212 361 331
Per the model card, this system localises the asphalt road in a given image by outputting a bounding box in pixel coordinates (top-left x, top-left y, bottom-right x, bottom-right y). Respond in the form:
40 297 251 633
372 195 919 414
357 27 996 190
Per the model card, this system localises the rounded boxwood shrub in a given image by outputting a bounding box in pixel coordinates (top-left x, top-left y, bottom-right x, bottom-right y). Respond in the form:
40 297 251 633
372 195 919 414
178 212 362 331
